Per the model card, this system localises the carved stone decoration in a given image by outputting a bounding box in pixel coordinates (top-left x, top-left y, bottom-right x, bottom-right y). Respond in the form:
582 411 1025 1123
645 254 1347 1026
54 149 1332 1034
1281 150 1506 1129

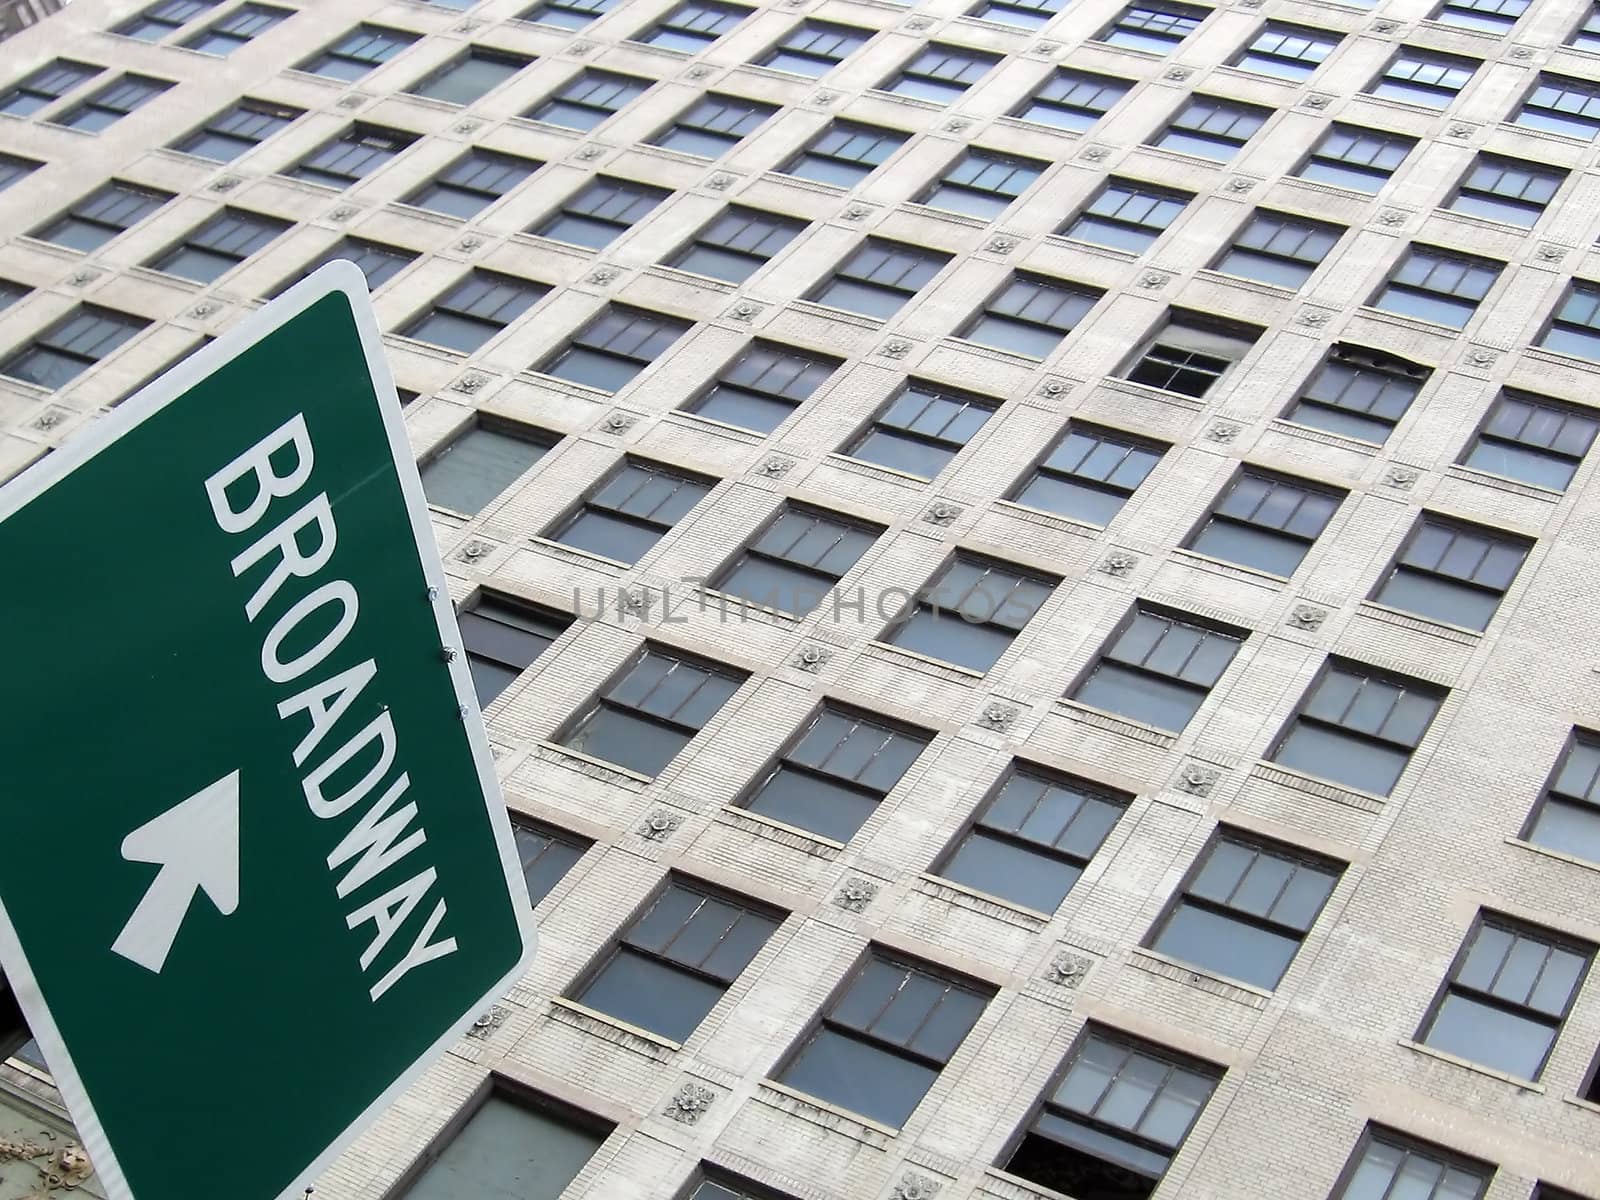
987 235 1018 254
336 93 367 109
1509 45 1534 59
1177 762 1220 797
1464 348 1496 368
729 299 763 321
1038 378 1070 399
589 266 620 284
1447 123 1474 138
33 408 67 431
1044 952 1092 988
1373 19 1399 32
601 410 637 434
663 1082 716 1124
906 15 933 29
638 810 682 841
923 500 962 525
454 119 481 135
944 117 970 133
189 300 219 319
570 40 594 55
574 144 604 160
813 90 839 105
781 0 806 8
1079 144 1110 161
209 174 241 192
1035 40 1062 54
1137 271 1170 289
880 339 913 359
978 701 1019 732
454 19 483 32
1206 421 1242 443
833 877 878 912
686 64 712 80
1288 603 1328 630
706 172 736 191
457 235 484 252
891 1173 943 1200
842 202 871 221
1535 243 1567 262
1302 93 1331 109
466 1005 507 1039
67 268 100 287
1236 0 1263 7
1376 209 1406 226
330 205 358 222
1164 66 1191 81
756 454 795 478
1298 309 1331 327
1224 177 1255 193
1384 465 1420 490
619 588 648 615
454 371 490 394
793 643 832 673
1098 551 1137 578
459 539 493 563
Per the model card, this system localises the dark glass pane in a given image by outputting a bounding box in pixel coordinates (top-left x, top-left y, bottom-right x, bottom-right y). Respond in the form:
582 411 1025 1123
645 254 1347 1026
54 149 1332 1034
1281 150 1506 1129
1272 723 1409 794
939 832 1082 912
1152 904 1300 988
577 950 724 1041
561 706 689 775
1423 993 1555 1080
778 1028 939 1128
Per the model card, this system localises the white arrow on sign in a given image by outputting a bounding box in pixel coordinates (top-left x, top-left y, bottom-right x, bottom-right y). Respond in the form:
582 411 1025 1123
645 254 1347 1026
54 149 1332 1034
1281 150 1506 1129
111 771 241 974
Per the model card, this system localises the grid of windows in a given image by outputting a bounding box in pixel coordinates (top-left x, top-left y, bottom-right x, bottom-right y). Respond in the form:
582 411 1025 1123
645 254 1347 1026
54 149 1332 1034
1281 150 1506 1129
882 556 1056 673
1368 50 1478 108
512 820 589 906
918 150 1046 219
969 0 1063 29
809 239 951 318
1418 915 1592 1080
1447 155 1565 227
408 49 530 106
1461 390 1599 490
1232 23 1338 79
460 593 571 702
1331 1130 1492 1200
780 121 907 187
148 209 290 284
421 421 555 514
668 207 807 283
1213 211 1343 289
404 272 549 354
1011 69 1130 130
1285 345 1428 443
775 952 990 1126
1150 95 1270 160
1371 245 1501 328
1523 730 1600 863
1064 178 1191 251
0 59 101 117
1433 0 1527 33
685 342 840 432
299 25 418 80
651 94 776 158
757 21 871 77
1516 75 1600 140
170 98 301 162
1372 515 1529 631
545 457 713 564
534 176 669 248
536 307 692 392
528 69 649 130
1269 661 1443 795
0 307 149 390
182 4 291 55
1071 608 1245 732
634 0 751 51
711 504 878 614
739 706 929 841
1186 470 1341 576
1098 3 1209 53
844 382 995 478
33 181 172 252
960 274 1101 358
525 0 621 29
51 74 173 133
558 646 743 776
1541 280 1600 361
118 0 221 41
877 44 1000 103
405 150 541 218
286 124 417 189
1296 124 1416 192
1009 424 1163 525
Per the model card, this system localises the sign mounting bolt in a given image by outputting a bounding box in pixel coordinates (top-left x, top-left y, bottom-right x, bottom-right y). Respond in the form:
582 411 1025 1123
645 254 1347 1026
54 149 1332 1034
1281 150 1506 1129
440 647 458 663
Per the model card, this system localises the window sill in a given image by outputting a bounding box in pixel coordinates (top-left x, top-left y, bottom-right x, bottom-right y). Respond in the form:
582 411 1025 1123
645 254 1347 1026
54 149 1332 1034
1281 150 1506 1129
1521 345 1600 375
1355 93 1452 118
1563 1093 1600 1114
383 201 467 229
822 452 931 488
897 202 989 231
1054 700 1177 750
663 409 765 445
1165 548 1289 592
508 115 583 140
763 170 848 198
994 115 1082 141
1248 761 1386 813
1127 947 1272 1009
1042 233 1140 266
864 640 987 684
981 1165 1062 1200
1428 207 1539 241
527 536 629 573
1095 376 1206 413
1443 464 1562 502
718 804 844 857
1494 120 1594 150
988 499 1103 540
620 40 694 62
1266 418 1381 458
1415 18 1505 44
1503 836 1600 874
913 873 1049 928
694 585 801 629
939 337 1044 370
1354 600 1483 645
519 368 615 400
1193 268 1298 303
534 740 652 789
645 264 738 295
1397 1039 1545 1093
1278 175 1384 204
1352 305 1466 340
788 299 886 331
755 1080 900 1144
549 997 682 1057
864 88 946 112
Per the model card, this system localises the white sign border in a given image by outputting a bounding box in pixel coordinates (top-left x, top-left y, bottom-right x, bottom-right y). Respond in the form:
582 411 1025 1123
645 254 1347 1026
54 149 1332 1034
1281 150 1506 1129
0 261 538 1200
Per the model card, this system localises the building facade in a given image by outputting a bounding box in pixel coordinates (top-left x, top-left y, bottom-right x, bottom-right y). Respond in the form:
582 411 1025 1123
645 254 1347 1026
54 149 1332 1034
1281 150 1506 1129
1 0 1599 1198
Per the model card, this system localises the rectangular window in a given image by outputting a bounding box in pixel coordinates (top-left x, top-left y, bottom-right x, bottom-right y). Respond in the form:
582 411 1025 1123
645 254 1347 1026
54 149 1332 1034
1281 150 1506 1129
1330 1129 1491 1200
740 706 929 841
1186 469 1341 576
1516 74 1600 140
558 646 743 776
408 48 530 106
461 595 571 704
0 306 149 390
776 951 990 1127
421 420 555 514
405 149 541 218
534 176 669 249
148 208 291 284
1434 0 1528 32
936 766 1128 913
50 74 172 132
1373 514 1529 631
403 271 549 354
524 0 622 29
1462 389 1598 490
0 59 101 117
634 0 751 51
1418 914 1592 1081
877 44 999 104
1232 23 1339 79
527 69 649 130
808 238 951 319
182 4 291 54
1213 210 1343 289
780 120 907 187
685 341 839 432
757 20 871 77
1122 313 1259 398
170 98 302 162
711 504 879 614
1011 69 1130 130
1149 830 1341 989
1098 2 1208 52
277 238 417 295
1541 279 1600 361
1003 1028 1221 1200
0 281 29 313
649 94 775 158
1447 154 1565 227
960 274 1100 358
1371 244 1501 328
299 25 418 81
668 207 806 284
1367 49 1478 108
0 154 41 192
1572 5 1600 50
1269 660 1443 795
1071 606 1244 732
918 149 1046 219
572 879 781 1042
512 819 589 906
536 306 691 392
1284 344 1427 443
33 181 172 252
118 0 222 41
1009 423 1163 525
1063 178 1191 251
286 124 417 189
1523 731 1600 864
403 1089 610 1200
844 381 995 478
545 457 712 564
1296 124 1415 193
1149 95 1270 160
883 556 1055 672
686 1172 800 1200
969 0 1063 29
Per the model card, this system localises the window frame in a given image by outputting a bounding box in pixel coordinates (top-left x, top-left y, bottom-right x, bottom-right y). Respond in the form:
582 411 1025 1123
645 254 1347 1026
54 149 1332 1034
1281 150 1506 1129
755 19 872 77
419 415 558 515
1211 209 1345 290
180 3 292 55
841 379 998 480
666 205 808 284
1006 420 1166 526
1283 343 1428 445
916 148 1048 220
1370 512 1531 632
958 272 1102 359
527 68 651 130
1366 47 1479 108
876 43 1000 104
49 73 173 133
878 553 1059 674
405 47 532 107
0 305 151 390
510 816 591 908
1230 21 1340 80
1515 73 1600 141
169 96 303 163
632 0 753 51
403 148 542 218
533 175 670 249
1445 153 1566 228
1009 68 1131 131
1148 94 1271 161
1294 123 1416 193
541 455 715 564
1459 388 1598 491
1121 312 1260 398
1063 176 1193 252
534 305 692 393
779 119 908 187
1182 466 1344 578
806 238 952 320
401 270 550 355
285 122 418 190
682 340 841 433
145 206 292 284
1368 243 1502 330
297 24 418 80
708 502 882 615
1540 278 1600 362
1097 2 1211 53
31 180 173 252
1068 604 1247 733
458 589 572 705
1520 728 1600 864
0 59 102 118
648 92 776 159
1327 1127 1493 1200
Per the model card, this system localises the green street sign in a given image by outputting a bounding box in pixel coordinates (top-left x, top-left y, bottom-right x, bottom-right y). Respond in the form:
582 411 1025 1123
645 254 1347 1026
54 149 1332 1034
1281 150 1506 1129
0 263 535 1200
